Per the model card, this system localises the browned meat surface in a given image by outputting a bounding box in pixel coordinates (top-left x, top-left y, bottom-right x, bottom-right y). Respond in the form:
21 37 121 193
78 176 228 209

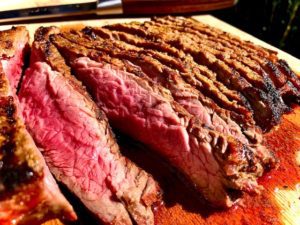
152 16 300 104
0 26 29 92
105 21 290 131
0 27 76 225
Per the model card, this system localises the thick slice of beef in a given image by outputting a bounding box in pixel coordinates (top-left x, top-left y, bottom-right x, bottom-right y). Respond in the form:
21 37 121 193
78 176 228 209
19 27 160 225
55 30 271 149
0 27 29 93
105 21 286 131
70 56 275 207
0 27 76 225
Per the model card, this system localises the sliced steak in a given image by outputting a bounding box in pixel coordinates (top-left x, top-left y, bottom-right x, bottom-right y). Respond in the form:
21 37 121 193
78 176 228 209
99 25 250 109
0 27 76 225
94 27 252 116
152 16 300 105
51 31 252 144
19 27 160 225
79 27 260 135
105 21 287 131
70 55 275 207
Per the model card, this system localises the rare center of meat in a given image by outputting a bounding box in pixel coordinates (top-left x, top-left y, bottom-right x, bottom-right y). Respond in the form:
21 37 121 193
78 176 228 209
19 61 158 224
72 57 236 206
73 57 191 154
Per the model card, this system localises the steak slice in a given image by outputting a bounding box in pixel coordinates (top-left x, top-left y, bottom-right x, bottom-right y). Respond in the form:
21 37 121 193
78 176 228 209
0 27 76 225
19 27 160 225
0 27 29 93
70 55 275 207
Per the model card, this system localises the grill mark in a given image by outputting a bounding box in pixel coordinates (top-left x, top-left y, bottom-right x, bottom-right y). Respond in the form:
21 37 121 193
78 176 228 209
144 21 283 90
144 22 267 88
277 60 300 91
170 40 283 131
145 20 297 98
151 17 300 104
140 22 288 117
153 16 278 60
157 23 263 69
88 26 184 59
104 22 255 102
244 55 300 104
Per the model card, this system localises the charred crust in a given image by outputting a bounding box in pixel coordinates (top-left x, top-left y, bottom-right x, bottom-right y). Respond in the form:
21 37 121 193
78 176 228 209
0 97 37 194
266 60 281 79
82 27 97 40
242 145 257 172
44 40 52 57
34 26 56 41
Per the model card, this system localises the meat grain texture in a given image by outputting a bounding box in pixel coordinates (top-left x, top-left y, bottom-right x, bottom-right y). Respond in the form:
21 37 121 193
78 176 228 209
47 16 294 208
0 27 76 225
19 27 160 225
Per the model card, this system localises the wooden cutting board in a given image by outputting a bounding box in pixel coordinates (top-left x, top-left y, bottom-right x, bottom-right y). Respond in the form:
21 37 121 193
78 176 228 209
1 15 300 225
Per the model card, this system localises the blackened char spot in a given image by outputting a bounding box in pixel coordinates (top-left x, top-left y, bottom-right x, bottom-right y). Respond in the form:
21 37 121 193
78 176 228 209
242 145 257 173
0 97 38 196
5 96 15 123
44 40 52 58
82 27 97 40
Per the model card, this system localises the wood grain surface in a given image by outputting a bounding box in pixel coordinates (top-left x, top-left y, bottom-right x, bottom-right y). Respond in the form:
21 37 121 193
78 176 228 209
1 15 299 225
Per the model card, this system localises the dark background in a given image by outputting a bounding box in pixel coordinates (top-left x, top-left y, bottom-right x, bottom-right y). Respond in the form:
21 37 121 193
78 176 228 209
212 0 300 58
